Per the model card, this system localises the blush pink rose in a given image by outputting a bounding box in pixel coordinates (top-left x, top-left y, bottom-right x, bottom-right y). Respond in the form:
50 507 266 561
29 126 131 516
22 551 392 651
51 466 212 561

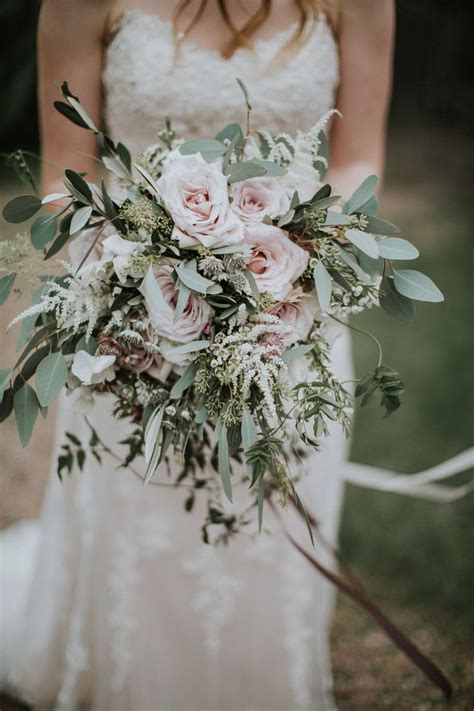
245 224 309 300
268 287 319 345
157 153 245 250
231 177 289 224
68 224 117 271
140 265 211 363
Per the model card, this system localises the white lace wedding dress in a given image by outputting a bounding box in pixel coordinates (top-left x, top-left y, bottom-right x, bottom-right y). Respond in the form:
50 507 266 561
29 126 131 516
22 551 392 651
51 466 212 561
1 12 351 710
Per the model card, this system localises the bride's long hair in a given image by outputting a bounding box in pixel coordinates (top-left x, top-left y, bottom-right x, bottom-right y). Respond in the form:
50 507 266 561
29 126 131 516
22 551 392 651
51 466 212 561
173 0 331 58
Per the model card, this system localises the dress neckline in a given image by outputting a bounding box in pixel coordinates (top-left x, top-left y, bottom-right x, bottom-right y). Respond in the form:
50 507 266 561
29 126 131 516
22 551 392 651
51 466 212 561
107 8 332 65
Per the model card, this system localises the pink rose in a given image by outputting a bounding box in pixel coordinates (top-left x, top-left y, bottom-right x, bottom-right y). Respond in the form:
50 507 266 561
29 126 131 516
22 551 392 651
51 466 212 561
245 224 309 300
231 177 289 224
268 287 319 345
140 265 211 363
157 153 245 250
68 224 116 271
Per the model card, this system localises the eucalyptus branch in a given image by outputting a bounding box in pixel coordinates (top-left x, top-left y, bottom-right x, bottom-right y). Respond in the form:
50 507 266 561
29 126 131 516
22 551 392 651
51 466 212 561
330 314 383 368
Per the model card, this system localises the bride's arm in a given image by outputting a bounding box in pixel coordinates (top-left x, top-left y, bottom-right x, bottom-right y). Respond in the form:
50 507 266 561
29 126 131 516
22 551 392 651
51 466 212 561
38 0 113 194
328 0 395 196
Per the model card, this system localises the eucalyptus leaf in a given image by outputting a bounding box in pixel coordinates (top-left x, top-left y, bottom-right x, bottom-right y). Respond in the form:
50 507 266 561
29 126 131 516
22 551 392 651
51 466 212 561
393 269 444 303
334 245 371 283
103 156 130 180
19 345 51 384
41 192 71 205
218 422 233 502
0 369 12 402
210 245 247 255
44 231 70 259
140 267 172 313
144 406 165 483
345 229 379 259
195 406 208 424
144 405 165 465
252 159 287 177
236 77 251 110
35 352 69 407
64 169 92 203
356 250 383 277
309 196 340 211
358 194 379 216
53 101 90 130
257 474 265 533
133 163 160 193
67 96 98 132
360 214 400 235
215 123 244 147
241 407 258 477
174 280 191 322
313 262 332 311
2 195 42 223
278 208 296 227
70 206 93 235
174 265 221 294
14 384 39 447
241 407 258 449
179 139 226 161
14 322 57 368
222 131 243 174
281 344 314 363
226 161 267 184
377 238 419 261
343 175 378 214
379 276 416 321
166 340 211 357
313 130 330 179
75 335 98 355
170 361 199 399
324 211 351 227
0 273 16 305
31 214 57 248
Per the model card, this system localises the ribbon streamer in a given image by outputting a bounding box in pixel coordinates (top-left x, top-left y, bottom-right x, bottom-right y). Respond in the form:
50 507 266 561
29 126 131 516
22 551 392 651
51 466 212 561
344 448 474 501
269 497 454 700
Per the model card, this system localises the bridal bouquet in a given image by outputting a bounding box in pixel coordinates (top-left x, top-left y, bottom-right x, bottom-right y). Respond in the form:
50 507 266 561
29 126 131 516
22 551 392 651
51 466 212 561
1 82 444 542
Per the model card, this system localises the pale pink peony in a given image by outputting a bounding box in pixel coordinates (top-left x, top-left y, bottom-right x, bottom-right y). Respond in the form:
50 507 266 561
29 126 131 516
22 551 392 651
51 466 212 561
231 177 289 224
140 265 211 362
268 287 319 345
245 224 309 300
157 153 245 250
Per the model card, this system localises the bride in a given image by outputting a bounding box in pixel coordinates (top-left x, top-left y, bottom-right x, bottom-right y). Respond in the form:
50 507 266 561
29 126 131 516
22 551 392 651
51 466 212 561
1 1 395 709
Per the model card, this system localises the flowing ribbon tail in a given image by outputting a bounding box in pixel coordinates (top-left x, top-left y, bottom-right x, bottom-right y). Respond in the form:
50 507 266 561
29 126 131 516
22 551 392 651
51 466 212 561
344 448 474 501
268 498 454 701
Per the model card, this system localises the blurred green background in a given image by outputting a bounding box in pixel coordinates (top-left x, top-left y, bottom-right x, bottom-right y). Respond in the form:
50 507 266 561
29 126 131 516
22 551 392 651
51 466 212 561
0 1 472 708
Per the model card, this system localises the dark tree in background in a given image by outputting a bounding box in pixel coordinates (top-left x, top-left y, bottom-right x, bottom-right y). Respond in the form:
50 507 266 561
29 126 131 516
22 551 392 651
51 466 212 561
0 0 472 152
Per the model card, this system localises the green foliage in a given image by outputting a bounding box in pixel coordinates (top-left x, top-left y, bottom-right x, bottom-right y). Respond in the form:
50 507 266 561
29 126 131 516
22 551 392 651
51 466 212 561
0 272 16 304
35 352 68 407
356 365 405 418
2 194 41 223
13 383 39 447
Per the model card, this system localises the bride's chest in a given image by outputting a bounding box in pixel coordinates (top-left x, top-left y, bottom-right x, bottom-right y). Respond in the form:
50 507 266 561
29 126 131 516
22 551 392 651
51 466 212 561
102 11 340 150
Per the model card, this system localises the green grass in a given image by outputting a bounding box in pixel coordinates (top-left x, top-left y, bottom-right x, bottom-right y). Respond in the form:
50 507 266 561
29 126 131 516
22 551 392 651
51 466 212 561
342 189 474 629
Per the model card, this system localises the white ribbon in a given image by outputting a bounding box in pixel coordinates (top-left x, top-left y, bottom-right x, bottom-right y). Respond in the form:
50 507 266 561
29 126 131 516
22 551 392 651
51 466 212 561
344 448 474 502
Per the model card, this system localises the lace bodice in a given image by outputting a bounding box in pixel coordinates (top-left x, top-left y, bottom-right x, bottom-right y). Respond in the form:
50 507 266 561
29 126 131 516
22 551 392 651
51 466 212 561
103 10 340 156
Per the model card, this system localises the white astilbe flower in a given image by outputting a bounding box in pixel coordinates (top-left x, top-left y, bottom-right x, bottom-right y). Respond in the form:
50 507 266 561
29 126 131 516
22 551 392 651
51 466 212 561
210 316 292 418
9 270 112 337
